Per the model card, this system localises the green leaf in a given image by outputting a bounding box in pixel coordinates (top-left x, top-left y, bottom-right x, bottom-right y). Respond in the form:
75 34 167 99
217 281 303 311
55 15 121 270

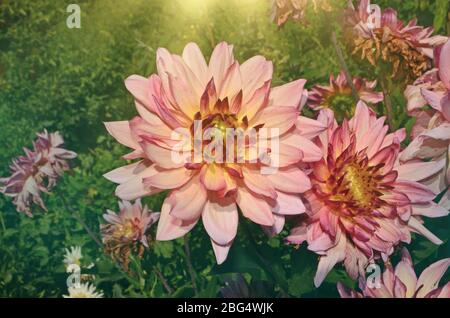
433 0 449 32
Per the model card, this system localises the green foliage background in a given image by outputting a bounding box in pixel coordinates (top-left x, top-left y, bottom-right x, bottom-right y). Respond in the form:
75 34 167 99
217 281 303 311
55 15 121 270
0 0 448 297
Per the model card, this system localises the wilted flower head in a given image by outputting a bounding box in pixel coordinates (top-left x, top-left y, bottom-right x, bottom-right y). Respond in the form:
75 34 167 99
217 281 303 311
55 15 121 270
63 282 104 298
338 248 450 298
101 200 159 269
308 71 383 121
270 0 331 27
104 41 326 264
63 246 82 273
0 130 77 216
286 102 448 287
402 39 450 192
345 0 447 82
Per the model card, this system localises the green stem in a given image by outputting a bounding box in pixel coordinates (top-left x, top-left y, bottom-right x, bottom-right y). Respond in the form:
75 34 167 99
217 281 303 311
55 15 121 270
153 266 173 294
331 30 359 103
0 212 6 232
379 75 395 130
183 235 199 295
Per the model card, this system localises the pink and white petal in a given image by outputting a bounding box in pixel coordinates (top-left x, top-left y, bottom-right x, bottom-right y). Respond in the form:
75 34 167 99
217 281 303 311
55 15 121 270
394 260 418 298
295 116 327 139
104 121 140 150
169 175 207 221
211 239 232 265
396 159 446 182
269 79 307 109
236 187 275 226
393 180 436 203
273 191 306 215
115 165 164 200
240 56 273 102
182 42 209 86
412 202 449 218
208 42 235 90
156 199 199 241
202 200 238 245
416 258 450 297
104 161 143 184
263 213 285 237
200 164 227 192
421 89 445 112
438 39 450 90
407 217 443 245
314 235 346 287
143 167 193 190
242 167 277 199
251 106 299 137
267 166 311 193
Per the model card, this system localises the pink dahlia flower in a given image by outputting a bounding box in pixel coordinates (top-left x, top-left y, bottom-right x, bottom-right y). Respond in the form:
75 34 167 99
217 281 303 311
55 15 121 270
101 200 159 270
104 42 326 264
286 102 448 287
402 39 450 195
308 71 383 120
338 248 450 298
345 0 447 82
0 130 76 216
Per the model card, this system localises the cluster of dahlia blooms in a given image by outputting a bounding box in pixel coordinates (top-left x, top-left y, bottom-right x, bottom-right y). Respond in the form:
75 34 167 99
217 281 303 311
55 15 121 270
100 200 159 270
338 248 450 298
105 41 327 264
308 71 383 121
403 38 450 205
286 102 447 287
345 0 447 82
0 130 77 216
270 0 331 27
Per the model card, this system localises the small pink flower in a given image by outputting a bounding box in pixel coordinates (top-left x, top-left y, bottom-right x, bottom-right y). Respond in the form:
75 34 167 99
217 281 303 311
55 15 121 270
0 130 76 216
308 71 383 119
101 200 160 248
104 42 325 264
338 248 450 298
286 102 448 287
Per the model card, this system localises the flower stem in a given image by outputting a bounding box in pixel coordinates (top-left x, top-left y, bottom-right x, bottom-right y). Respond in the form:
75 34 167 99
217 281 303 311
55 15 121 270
379 75 395 130
183 235 199 295
153 266 173 294
0 213 6 232
331 30 359 103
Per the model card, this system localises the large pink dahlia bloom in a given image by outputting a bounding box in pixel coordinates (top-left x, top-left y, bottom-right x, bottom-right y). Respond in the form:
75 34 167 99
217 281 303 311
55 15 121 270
338 248 450 298
286 102 448 287
402 39 450 198
0 130 77 216
104 42 326 263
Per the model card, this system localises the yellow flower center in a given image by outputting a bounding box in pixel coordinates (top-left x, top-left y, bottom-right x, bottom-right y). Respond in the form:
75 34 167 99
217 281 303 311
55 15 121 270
341 164 375 208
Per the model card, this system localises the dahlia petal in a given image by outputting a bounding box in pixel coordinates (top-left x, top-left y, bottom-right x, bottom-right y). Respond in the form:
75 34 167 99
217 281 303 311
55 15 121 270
156 199 198 241
200 164 226 192
352 101 371 139
269 79 307 109
251 106 298 137
211 239 232 265
314 235 346 287
273 191 306 215
408 217 443 245
236 187 274 226
124 75 152 109
240 56 273 103
397 159 446 181
115 166 163 200
281 134 323 163
104 121 140 150
393 180 436 203
104 161 143 184
143 167 192 190
412 202 449 218
439 39 450 90
421 89 445 112
393 278 407 298
416 258 450 297
263 213 285 237
267 166 311 193
295 116 327 139
242 167 277 199
169 175 207 221
202 200 238 245
394 259 417 298
182 42 209 86
218 61 242 100
209 42 235 90
140 140 188 169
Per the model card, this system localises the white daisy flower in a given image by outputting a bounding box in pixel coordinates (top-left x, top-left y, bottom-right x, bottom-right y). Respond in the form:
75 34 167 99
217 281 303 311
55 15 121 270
63 283 104 298
63 246 82 272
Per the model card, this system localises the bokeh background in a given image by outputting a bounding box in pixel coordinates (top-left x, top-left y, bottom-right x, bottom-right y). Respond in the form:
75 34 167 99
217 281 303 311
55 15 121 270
0 0 448 297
